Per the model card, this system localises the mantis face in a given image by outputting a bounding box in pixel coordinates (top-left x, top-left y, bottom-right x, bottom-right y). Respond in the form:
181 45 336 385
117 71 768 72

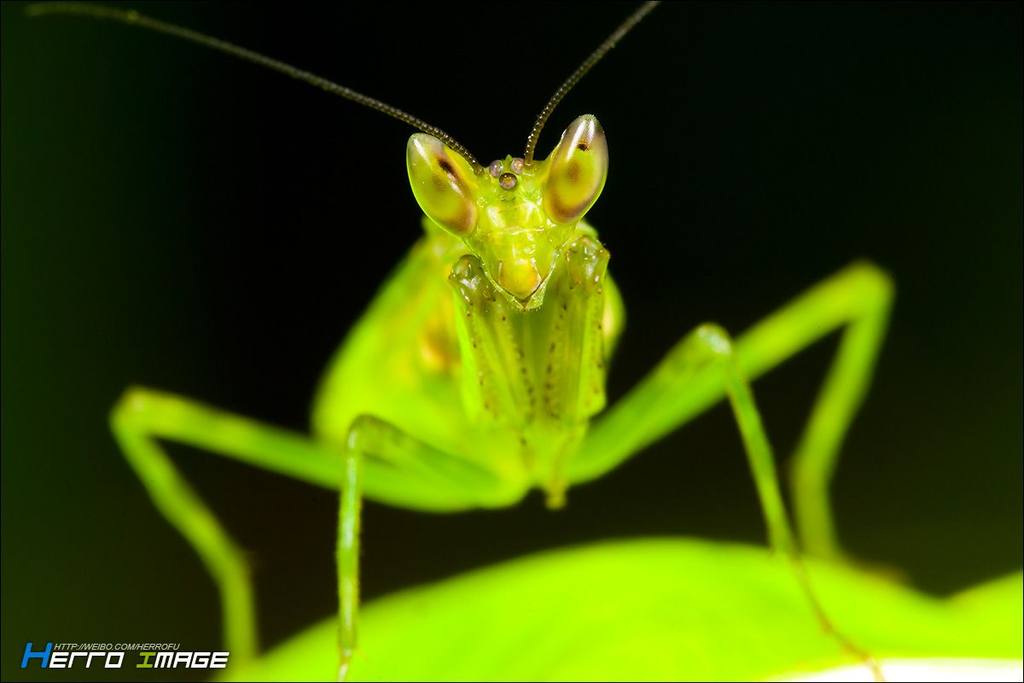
407 115 609 310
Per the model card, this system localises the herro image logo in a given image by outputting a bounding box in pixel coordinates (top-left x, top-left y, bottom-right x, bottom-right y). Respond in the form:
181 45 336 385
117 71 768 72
20 642 230 670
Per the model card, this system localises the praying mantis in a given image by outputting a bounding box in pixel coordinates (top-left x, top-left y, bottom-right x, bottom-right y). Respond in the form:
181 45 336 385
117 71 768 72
27 2 896 679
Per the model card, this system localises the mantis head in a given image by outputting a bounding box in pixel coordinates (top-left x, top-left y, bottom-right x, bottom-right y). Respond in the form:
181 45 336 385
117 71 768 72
407 115 608 309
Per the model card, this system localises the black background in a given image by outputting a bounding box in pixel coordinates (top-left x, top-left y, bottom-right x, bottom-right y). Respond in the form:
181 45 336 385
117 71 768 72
3 2 1021 680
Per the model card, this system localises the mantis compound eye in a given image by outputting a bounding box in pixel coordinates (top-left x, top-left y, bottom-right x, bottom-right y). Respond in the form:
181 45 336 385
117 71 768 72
407 133 479 235
542 115 608 224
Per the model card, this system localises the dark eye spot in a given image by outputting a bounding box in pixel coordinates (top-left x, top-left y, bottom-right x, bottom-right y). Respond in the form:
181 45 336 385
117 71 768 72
576 142 590 151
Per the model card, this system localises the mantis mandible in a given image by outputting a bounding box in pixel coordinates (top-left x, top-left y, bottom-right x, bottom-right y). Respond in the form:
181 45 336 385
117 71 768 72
29 1 893 678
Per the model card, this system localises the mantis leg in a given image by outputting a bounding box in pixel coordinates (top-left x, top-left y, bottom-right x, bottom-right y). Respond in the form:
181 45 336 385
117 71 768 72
110 388 515 668
568 263 891 676
111 388 340 664
335 414 523 678
572 262 893 560
574 321 882 675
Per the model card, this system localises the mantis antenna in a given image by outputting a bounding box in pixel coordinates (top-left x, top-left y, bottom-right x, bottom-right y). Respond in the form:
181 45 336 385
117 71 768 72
523 1 660 165
25 2 485 172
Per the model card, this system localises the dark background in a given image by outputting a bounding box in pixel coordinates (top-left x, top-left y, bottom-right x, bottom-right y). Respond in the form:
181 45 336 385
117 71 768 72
2 2 1021 680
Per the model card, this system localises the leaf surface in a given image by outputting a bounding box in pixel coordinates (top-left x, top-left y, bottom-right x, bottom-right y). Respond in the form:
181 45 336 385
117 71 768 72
225 538 1022 681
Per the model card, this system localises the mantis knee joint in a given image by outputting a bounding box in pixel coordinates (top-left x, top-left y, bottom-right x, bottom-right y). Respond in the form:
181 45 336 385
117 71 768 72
110 386 161 432
845 260 895 308
693 323 735 358
659 323 736 379
345 414 388 452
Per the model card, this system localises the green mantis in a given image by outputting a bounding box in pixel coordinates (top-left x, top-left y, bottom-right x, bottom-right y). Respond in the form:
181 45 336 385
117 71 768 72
28 1 895 679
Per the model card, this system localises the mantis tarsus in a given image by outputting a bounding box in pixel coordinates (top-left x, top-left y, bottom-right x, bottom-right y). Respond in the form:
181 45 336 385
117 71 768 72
29 1 893 678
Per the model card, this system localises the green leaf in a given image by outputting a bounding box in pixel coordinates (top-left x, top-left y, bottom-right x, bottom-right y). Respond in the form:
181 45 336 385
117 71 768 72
224 538 1022 681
